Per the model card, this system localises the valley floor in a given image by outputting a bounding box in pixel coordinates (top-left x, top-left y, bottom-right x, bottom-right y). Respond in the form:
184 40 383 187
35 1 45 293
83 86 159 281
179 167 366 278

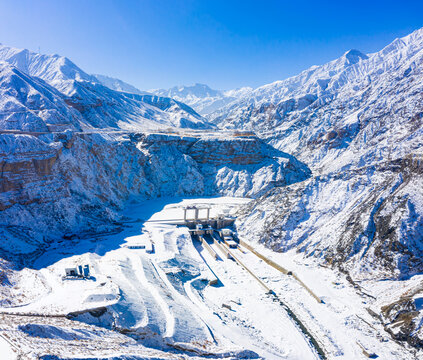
0 197 419 359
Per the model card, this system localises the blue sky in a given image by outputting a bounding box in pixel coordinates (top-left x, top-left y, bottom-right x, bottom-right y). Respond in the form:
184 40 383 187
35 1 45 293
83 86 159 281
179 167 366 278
0 0 422 90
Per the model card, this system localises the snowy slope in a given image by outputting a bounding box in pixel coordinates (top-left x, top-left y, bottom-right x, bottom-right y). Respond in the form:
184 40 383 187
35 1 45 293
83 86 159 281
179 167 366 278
210 28 423 172
0 44 96 87
228 28 423 266
0 62 207 132
0 62 83 132
0 44 211 131
226 27 423 267
60 80 210 130
93 73 149 95
151 83 252 116
226 28 423 347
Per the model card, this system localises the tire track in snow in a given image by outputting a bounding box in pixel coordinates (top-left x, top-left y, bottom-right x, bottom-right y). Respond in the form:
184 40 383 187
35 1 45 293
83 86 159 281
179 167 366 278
142 258 193 341
149 259 214 344
128 253 172 338
98 255 149 330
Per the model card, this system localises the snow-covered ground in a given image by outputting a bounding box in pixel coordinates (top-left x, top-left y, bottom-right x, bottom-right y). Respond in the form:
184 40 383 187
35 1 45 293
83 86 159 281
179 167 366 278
234 244 418 359
0 197 416 359
0 335 17 360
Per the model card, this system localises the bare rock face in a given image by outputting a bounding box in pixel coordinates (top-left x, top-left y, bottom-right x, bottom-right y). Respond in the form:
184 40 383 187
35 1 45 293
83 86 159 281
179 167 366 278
380 296 423 348
138 132 268 165
187 137 264 165
0 134 62 210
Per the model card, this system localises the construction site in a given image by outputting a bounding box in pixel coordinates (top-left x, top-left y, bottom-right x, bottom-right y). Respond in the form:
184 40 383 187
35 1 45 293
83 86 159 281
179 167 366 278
0 197 408 360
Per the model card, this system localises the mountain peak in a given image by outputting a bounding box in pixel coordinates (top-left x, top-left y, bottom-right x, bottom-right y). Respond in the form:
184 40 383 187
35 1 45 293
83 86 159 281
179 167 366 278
0 43 96 87
343 49 368 65
153 83 221 100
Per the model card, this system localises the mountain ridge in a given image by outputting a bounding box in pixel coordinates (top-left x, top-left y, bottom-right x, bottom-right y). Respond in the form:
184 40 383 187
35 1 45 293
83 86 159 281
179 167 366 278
0 44 212 131
228 27 423 346
93 73 150 95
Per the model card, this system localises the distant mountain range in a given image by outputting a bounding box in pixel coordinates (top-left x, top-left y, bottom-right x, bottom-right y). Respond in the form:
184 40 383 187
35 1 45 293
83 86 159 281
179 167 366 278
150 83 252 116
93 73 150 95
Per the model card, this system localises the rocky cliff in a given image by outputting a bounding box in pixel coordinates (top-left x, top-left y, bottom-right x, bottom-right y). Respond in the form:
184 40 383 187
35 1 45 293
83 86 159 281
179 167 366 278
0 131 309 266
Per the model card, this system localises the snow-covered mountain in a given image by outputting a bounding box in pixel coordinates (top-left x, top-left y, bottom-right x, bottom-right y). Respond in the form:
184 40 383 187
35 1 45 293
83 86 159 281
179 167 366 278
0 45 309 255
210 29 423 173
220 28 423 346
227 27 423 253
151 83 252 115
0 62 84 132
152 83 221 99
0 44 97 87
0 44 211 131
1 28 423 357
93 73 149 95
